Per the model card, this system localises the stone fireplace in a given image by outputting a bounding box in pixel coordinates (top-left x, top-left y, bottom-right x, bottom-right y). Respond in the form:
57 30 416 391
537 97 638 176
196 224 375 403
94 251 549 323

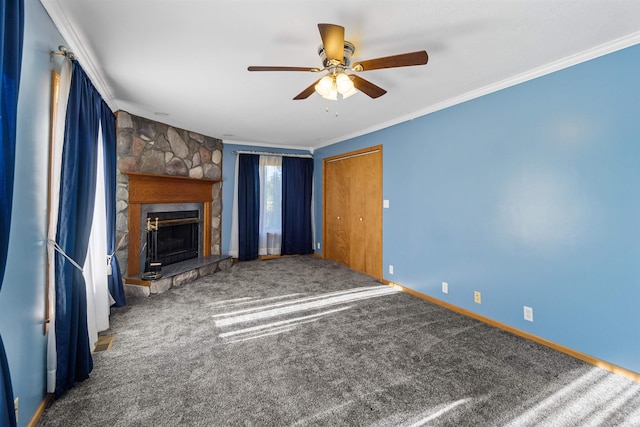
115 111 223 284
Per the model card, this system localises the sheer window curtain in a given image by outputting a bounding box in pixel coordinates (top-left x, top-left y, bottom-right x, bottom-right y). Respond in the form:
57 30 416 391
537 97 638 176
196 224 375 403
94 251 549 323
83 122 113 351
101 104 125 307
258 156 282 255
229 155 240 258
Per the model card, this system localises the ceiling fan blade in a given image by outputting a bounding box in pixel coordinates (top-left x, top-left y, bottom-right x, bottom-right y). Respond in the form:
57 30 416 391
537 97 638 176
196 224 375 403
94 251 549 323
248 66 319 72
352 50 428 71
318 23 345 64
293 79 321 100
351 75 387 99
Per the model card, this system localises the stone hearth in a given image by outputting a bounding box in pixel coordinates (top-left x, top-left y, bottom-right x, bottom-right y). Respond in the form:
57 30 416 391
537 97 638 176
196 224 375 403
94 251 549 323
125 255 233 297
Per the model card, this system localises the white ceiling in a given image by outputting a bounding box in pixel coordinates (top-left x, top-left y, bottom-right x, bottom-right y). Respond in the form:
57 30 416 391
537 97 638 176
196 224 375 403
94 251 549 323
41 0 640 151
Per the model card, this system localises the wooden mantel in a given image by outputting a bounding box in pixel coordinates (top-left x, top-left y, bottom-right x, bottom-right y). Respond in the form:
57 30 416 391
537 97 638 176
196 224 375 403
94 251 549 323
124 172 219 278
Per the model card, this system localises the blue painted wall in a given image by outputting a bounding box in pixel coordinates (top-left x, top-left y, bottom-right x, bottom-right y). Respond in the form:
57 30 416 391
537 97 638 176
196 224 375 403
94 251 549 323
0 1 68 425
221 143 312 254
314 44 640 374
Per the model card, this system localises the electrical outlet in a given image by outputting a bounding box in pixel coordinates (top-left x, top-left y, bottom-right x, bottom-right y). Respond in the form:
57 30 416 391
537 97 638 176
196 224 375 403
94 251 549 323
389 265 394 275
524 306 534 322
474 291 482 304
316 242 321 250
442 281 448 294
14 397 18 422
383 199 390 208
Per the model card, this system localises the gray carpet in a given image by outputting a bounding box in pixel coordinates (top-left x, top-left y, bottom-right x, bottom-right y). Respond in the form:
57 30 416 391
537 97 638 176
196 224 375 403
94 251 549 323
38 256 640 426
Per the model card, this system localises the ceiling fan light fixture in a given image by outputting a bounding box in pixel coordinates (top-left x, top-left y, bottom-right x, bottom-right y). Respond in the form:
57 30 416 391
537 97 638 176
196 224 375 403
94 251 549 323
340 85 358 99
326 85 338 101
336 72 355 95
315 75 334 98
315 72 358 100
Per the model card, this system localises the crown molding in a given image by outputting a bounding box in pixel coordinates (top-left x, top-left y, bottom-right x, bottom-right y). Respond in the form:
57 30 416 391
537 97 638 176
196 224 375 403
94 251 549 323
313 32 640 151
223 139 315 153
40 0 119 112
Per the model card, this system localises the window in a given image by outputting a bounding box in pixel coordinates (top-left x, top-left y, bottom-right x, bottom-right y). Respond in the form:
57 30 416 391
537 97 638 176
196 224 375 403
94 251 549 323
259 156 282 255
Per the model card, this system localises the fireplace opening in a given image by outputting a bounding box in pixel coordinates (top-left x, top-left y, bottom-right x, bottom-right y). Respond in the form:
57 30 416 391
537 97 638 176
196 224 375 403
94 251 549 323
147 210 200 267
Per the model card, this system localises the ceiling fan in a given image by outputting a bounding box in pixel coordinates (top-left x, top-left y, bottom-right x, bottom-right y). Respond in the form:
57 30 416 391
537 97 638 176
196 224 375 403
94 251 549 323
248 23 429 100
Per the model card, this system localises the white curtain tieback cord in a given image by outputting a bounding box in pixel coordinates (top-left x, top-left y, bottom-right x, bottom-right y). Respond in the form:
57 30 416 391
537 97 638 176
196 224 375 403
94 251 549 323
47 239 84 273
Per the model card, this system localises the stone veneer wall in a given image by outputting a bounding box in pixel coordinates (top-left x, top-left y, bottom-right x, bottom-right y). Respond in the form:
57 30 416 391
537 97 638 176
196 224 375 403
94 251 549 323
115 111 223 278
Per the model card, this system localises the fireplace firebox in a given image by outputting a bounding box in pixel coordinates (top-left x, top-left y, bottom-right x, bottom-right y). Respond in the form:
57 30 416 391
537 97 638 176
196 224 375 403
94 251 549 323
139 202 204 276
147 210 200 266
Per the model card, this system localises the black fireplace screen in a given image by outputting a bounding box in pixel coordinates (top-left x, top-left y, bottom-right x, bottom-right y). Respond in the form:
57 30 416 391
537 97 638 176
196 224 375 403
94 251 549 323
147 210 199 266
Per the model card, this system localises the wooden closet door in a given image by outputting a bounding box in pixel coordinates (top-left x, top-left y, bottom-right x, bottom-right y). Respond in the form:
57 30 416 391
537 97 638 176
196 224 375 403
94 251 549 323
324 157 351 267
324 147 382 280
349 151 382 279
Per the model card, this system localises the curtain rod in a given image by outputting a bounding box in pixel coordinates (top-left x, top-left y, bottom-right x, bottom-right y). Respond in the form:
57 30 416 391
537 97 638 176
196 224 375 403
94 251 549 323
232 150 313 158
51 45 76 61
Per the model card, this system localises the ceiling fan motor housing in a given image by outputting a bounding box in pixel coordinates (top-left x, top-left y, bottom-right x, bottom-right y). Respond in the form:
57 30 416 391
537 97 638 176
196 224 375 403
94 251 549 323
318 41 355 68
